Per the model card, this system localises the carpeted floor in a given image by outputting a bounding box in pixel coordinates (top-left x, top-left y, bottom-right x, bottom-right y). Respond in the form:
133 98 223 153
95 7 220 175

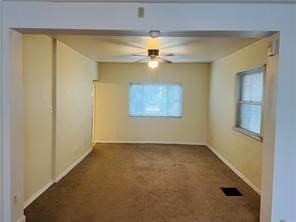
25 143 260 222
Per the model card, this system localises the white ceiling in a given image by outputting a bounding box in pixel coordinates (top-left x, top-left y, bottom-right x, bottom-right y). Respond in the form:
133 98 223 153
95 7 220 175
4 0 296 3
54 35 260 63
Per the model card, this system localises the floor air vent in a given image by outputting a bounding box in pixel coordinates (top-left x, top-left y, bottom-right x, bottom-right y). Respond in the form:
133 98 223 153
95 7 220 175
221 187 243 196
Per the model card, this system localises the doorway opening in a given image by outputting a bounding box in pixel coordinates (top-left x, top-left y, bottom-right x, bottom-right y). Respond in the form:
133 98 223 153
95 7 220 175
8 29 279 222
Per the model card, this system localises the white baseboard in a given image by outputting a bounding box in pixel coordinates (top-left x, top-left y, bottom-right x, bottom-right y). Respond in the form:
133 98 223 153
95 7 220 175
54 146 93 183
24 146 93 209
95 140 207 146
24 181 53 209
17 215 26 222
206 144 261 195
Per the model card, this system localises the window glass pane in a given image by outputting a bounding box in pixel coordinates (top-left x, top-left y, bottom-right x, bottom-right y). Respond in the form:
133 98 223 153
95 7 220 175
239 103 261 135
167 85 182 116
129 83 182 117
143 84 167 116
129 84 144 116
241 71 263 102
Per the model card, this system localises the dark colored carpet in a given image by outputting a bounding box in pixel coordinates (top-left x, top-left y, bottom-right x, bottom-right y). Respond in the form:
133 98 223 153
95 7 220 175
25 143 260 222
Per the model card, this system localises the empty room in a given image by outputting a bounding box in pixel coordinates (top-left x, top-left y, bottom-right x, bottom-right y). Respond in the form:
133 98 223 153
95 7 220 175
2 2 296 222
18 30 277 222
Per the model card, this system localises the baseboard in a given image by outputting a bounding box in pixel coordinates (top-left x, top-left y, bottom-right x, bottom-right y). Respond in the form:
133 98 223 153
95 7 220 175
24 181 53 209
17 215 26 222
24 146 93 209
206 144 261 195
54 146 93 183
95 140 207 146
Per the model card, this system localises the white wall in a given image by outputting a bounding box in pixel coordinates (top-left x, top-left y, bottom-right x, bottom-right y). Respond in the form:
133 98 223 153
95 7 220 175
260 34 279 222
9 30 24 222
271 9 296 221
23 35 53 204
55 40 97 177
0 0 3 220
94 63 210 144
2 2 296 222
208 39 267 191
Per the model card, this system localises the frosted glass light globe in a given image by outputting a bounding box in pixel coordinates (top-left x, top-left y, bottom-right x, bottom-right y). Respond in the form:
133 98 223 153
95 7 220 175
148 60 159 69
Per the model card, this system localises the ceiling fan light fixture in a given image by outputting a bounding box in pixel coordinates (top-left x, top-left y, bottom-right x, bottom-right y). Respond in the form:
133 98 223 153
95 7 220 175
149 30 161 38
148 59 159 69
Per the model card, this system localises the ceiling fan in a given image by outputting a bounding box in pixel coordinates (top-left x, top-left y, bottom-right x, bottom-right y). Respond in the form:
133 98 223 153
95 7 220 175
131 49 175 69
128 30 175 69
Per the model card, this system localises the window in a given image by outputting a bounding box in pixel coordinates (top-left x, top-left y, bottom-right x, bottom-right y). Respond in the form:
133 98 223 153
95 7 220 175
235 66 265 140
129 83 183 117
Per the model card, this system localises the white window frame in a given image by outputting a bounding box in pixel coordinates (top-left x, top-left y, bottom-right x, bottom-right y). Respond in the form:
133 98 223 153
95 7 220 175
128 82 183 118
234 65 266 141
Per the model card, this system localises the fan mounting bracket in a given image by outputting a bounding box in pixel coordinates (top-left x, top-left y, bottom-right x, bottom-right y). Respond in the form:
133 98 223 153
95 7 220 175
148 49 159 57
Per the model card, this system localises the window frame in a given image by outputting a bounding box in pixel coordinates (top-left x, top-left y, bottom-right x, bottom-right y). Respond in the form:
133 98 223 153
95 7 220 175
234 65 266 141
128 82 183 118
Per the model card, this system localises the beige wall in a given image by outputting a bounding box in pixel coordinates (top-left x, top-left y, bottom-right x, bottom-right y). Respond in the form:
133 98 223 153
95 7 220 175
23 36 98 206
23 35 53 203
208 39 268 191
94 63 210 144
55 41 97 176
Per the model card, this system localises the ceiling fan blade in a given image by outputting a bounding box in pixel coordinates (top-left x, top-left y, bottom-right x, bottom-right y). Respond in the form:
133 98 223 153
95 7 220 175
160 53 175 57
131 53 147 57
159 57 173 63
134 58 148 63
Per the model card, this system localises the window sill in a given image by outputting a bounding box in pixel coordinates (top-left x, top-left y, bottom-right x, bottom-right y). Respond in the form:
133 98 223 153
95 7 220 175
233 127 263 142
